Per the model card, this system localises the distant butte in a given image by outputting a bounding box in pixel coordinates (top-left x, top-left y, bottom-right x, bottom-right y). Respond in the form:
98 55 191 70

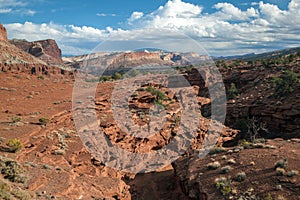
10 38 64 66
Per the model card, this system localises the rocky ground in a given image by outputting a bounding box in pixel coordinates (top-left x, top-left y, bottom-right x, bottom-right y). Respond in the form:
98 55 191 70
0 66 299 200
0 23 299 200
173 139 300 200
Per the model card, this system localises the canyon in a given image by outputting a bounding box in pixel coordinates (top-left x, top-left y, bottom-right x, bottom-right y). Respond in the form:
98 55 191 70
0 23 299 199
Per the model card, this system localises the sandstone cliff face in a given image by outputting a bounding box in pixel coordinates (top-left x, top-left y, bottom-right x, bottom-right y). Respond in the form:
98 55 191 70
10 39 63 66
63 51 212 73
184 57 300 141
0 23 7 42
0 30 72 78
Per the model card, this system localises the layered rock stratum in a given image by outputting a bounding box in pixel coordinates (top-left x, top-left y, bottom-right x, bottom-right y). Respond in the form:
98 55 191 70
11 39 64 66
0 23 7 42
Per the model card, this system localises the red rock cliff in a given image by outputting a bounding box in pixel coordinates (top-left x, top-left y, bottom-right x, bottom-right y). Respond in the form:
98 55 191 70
10 39 63 66
0 23 7 42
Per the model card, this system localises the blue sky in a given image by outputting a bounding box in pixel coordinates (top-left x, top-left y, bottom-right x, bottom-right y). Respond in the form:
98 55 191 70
0 0 299 56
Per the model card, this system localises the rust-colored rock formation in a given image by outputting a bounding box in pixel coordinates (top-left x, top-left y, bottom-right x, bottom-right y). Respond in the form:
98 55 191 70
173 139 300 200
11 39 64 66
0 23 7 42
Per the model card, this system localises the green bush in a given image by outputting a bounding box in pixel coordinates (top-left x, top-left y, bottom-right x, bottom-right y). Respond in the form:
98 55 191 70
0 156 26 183
39 117 50 125
273 70 298 97
228 83 239 99
220 166 232 174
234 172 246 182
287 170 298 177
0 178 32 200
265 193 273 200
215 177 232 195
209 146 226 155
6 139 23 153
112 72 123 80
99 75 113 82
37 75 44 80
146 86 170 109
146 86 167 101
275 158 288 169
10 116 21 124
207 161 221 170
124 69 139 78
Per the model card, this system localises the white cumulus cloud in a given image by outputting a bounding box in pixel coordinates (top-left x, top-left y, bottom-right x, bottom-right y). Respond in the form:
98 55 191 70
128 11 144 23
4 0 300 56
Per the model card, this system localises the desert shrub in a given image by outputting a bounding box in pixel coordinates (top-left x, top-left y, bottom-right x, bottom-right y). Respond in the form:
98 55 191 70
227 159 236 165
37 75 44 80
99 75 113 82
84 78 99 82
220 166 232 174
209 146 226 155
0 178 32 200
39 117 50 125
0 156 26 183
146 86 170 109
239 140 254 149
10 116 21 123
235 117 268 143
234 172 246 182
276 168 286 176
288 54 295 62
125 69 139 78
215 177 232 195
207 161 221 170
112 72 123 80
146 86 167 101
228 83 239 99
287 170 298 177
265 193 273 200
6 139 23 153
11 190 31 200
275 158 288 169
0 180 12 200
273 70 298 97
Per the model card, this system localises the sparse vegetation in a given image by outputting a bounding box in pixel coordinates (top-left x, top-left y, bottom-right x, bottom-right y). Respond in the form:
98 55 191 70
0 156 27 183
239 140 254 149
146 86 169 108
228 83 239 99
276 167 286 176
275 158 288 169
227 158 236 165
0 178 32 200
6 139 23 153
215 177 232 195
287 170 298 177
209 146 226 155
146 86 168 101
234 172 246 182
10 116 21 124
37 75 44 80
207 161 221 170
246 117 268 143
220 166 232 174
272 70 298 97
38 117 50 125
99 75 113 82
112 72 123 80
265 193 273 200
